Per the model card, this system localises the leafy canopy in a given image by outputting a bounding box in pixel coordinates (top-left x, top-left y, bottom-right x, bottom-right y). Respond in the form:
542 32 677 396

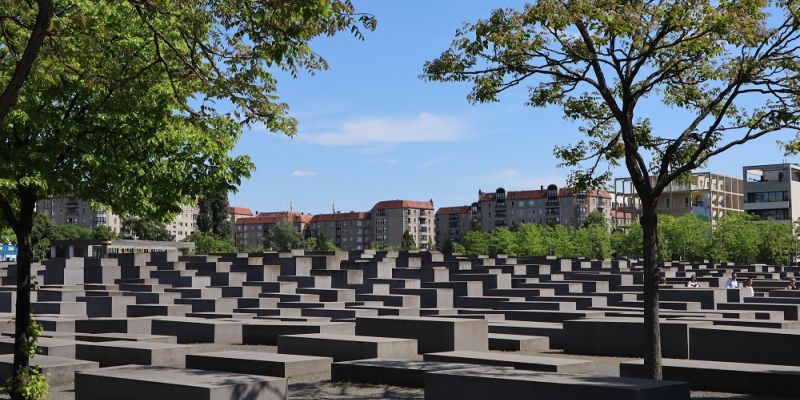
424 0 800 197
0 0 376 226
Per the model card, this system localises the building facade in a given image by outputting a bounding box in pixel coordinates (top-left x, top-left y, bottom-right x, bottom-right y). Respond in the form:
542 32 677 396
743 163 800 222
233 211 313 248
307 212 371 250
371 200 435 250
434 206 474 246
36 196 199 241
474 185 612 231
614 172 744 225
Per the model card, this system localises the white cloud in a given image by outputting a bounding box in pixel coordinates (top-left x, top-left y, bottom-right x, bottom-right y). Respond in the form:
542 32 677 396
301 113 469 146
480 169 566 190
417 155 449 169
290 170 317 177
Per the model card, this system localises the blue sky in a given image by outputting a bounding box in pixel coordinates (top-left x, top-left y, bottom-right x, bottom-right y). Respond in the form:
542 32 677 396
230 0 797 215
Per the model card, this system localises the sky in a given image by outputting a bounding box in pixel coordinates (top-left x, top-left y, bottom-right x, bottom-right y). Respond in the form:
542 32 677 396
229 0 798 215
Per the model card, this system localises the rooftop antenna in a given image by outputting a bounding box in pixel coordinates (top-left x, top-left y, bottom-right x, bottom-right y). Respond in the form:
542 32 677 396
289 201 293 212
332 203 336 213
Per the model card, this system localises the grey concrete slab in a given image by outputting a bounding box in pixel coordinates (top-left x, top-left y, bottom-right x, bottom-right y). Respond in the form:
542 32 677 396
0 354 97 385
151 317 242 344
187 351 332 378
332 359 511 388
278 333 418 361
488 333 549 351
425 368 689 400
355 316 488 353
75 340 197 367
621 358 800 397
423 350 593 374
241 320 355 345
75 365 287 400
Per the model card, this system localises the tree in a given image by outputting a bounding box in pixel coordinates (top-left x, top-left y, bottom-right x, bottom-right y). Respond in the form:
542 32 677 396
184 231 236 255
265 219 304 252
487 227 517 256
709 213 761 264
460 230 488 256
574 224 612 259
400 230 418 251
424 1 800 378
197 193 232 238
0 2 374 396
660 214 710 261
543 225 576 258
91 226 117 241
583 211 608 230
756 221 794 265
305 234 338 252
121 218 174 242
611 224 643 259
513 224 548 257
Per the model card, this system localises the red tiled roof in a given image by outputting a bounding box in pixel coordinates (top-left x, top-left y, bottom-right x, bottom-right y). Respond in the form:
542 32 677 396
480 190 547 201
229 207 253 216
234 211 312 225
436 206 471 215
372 200 434 210
558 188 612 199
311 212 370 222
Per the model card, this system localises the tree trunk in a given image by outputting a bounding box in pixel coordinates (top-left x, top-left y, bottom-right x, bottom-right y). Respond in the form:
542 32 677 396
640 203 663 379
10 198 36 400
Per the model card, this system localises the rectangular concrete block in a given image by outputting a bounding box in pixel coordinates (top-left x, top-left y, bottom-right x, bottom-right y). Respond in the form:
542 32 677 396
278 333 418 361
620 358 800 397
355 316 488 353
76 340 197 367
424 368 689 400
423 350 593 374
0 354 98 385
151 317 242 344
75 365 287 400
332 359 511 388
187 351 332 378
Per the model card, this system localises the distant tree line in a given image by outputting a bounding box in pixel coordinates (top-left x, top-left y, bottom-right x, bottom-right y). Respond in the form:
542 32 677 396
443 211 798 265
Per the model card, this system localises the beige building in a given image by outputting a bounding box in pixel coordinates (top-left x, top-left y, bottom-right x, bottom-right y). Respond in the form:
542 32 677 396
233 211 312 248
308 212 371 250
371 200 435 250
36 196 199 241
229 207 254 223
435 206 474 246
475 185 612 231
614 172 744 224
743 163 800 222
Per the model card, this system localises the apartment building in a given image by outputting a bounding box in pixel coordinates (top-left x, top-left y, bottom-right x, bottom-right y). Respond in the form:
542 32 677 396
614 172 744 224
37 196 122 232
371 200 435 250
743 163 800 222
229 207 253 223
233 211 313 248
435 206 474 246
307 212 371 250
474 185 612 231
36 196 199 241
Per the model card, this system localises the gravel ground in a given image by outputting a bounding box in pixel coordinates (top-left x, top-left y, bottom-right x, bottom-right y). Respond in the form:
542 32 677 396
8 344 792 400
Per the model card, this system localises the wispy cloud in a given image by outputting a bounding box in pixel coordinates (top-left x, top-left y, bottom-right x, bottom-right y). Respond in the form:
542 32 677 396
301 113 469 146
417 155 449 169
479 169 566 190
290 170 317 177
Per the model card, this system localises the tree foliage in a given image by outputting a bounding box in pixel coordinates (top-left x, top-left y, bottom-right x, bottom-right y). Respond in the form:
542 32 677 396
400 230 418 251
184 231 235 255
305 234 338 252
197 194 232 239
424 0 800 379
0 2 375 396
487 227 517 256
121 217 173 242
265 219 304 252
